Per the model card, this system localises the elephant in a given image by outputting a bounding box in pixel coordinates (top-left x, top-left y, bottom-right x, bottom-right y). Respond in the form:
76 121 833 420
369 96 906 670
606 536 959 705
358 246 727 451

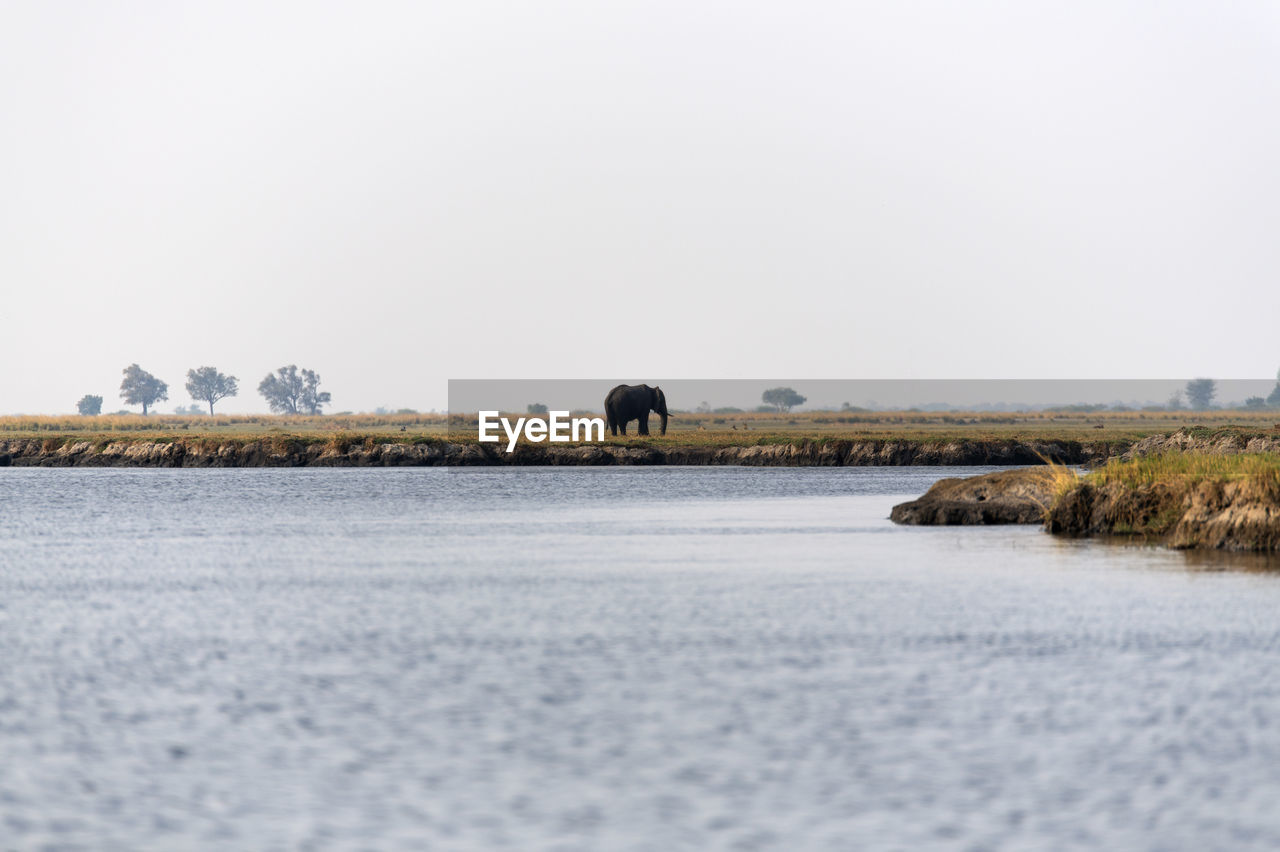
604 384 670 436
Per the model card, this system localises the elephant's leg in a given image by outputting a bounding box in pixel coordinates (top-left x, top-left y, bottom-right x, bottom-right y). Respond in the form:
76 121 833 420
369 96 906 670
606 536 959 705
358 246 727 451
619 421 627 436
638 412 649 435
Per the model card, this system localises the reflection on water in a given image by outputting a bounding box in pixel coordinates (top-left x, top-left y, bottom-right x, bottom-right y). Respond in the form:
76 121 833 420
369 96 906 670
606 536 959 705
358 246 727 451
1 467 1279 849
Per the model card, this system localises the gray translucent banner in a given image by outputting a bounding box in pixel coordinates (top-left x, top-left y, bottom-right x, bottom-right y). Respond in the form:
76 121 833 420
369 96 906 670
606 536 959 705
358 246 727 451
449 379 1278 416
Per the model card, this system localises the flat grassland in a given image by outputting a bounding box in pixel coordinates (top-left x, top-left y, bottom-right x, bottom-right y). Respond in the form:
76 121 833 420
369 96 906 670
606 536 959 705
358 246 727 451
3 410 1279 448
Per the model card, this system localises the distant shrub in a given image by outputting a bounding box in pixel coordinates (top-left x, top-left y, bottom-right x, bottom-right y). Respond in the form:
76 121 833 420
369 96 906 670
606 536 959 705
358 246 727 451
76 395 103 416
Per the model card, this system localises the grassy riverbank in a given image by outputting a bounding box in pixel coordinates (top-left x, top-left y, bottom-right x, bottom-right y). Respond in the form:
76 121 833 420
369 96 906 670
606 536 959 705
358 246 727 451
3 410 1278 447
2 412 1278 473
1090 453 1280 490
0 413 451 438
1047 453 1280 550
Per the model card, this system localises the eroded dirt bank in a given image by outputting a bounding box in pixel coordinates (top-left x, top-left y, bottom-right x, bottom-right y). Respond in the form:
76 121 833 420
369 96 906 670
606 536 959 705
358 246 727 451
1046 478 1280 552
885 435 1280 550
1122 430 1280 458
0 437 1118 467
2 428 1274 470
890 468 1059 525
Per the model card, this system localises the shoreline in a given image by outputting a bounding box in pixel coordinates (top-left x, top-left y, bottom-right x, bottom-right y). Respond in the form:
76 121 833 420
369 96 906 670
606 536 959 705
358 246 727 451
8 431 1280 552
0 436 1123 468
1046 455 1280 552
890 444 1280 552
2 427 1276 475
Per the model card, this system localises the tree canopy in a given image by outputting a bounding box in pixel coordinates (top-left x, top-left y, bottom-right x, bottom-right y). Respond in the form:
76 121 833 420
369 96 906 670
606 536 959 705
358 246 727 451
76 394 103 416
258 365 331 415
762 387 807 412
185 366 238 415
119 364 168 415
1184 378 1216 410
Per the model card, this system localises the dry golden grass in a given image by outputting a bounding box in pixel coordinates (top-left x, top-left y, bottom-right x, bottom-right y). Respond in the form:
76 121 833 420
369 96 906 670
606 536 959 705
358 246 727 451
1089 452 1280 489
1049 452 1280 540
0 413 449 437
446 409 1280 445
2 409 1277 450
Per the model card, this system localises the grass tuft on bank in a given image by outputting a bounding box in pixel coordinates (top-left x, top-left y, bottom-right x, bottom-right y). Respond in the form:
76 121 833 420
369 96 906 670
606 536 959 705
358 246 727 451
1045 452 1280 548
1088 452 1280 489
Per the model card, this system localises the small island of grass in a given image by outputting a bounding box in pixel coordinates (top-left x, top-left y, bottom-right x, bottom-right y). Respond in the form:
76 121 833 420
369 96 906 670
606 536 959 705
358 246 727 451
1047 453 1280 552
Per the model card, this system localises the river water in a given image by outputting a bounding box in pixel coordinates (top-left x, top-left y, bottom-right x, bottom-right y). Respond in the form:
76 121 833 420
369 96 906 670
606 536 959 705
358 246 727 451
2 467 1280 850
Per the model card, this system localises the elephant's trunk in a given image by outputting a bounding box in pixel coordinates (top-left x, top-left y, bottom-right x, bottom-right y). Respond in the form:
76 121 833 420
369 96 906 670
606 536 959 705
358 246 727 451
652 387 670 436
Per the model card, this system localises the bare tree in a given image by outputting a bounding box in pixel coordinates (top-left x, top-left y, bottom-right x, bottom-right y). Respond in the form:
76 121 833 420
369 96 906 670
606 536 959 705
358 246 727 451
185 366 239 415
119 364 168 415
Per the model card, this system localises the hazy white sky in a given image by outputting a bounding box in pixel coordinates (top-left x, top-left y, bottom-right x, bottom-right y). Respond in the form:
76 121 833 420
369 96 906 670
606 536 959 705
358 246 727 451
2 1 1278 414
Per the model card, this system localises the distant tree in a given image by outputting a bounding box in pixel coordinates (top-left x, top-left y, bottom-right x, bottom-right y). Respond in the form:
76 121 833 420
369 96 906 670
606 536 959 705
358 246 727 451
119 364 168 415
300 369 330 415
185 366 238 415
258 365 330 415
695 400 711 413
1184 378 1217 410
762 387 806 412
76 394 103 416
1244 397 1268 409
1166 390 1184 410
527 403 549 415
259 365 304 414
1269 384 1280 407
173 404 205 415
